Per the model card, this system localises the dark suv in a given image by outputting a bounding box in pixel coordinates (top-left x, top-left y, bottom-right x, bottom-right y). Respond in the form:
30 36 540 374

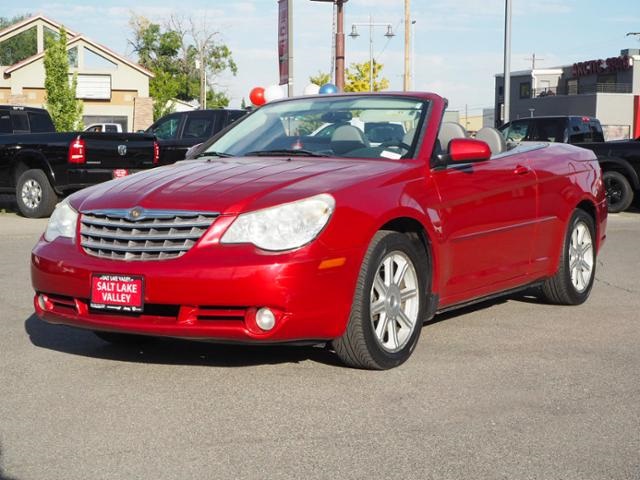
499 116 604 145
146 109 247 164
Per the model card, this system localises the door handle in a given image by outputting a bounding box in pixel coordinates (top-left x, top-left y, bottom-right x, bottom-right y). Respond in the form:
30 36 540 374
513 165 531 175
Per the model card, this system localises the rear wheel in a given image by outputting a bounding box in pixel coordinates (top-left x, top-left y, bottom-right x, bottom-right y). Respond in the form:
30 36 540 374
332 231 428 370
16 169 58 218
603 170 633 213
541 209 596 305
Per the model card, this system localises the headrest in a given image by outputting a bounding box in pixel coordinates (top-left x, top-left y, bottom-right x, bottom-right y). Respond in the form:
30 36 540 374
475 127 507 155
438 122 466 150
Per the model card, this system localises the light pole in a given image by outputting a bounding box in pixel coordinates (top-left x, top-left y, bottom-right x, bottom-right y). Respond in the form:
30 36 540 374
502 0 512 124
349 16 395 91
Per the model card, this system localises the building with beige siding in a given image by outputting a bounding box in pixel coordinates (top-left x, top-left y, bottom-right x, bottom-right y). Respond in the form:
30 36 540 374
0 15 154 131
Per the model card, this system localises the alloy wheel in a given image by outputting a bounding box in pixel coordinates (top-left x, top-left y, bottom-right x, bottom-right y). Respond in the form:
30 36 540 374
370 251 420 353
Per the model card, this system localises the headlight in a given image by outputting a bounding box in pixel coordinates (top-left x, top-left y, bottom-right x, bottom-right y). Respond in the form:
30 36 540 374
221 194 335 251
44 200 78 242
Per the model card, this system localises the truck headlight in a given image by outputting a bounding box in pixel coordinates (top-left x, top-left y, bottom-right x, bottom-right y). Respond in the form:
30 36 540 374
44 200 78 242
221 194 335 251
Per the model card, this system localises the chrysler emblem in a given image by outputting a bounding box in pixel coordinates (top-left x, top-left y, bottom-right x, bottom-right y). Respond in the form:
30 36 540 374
117 144 127 156
127 207 144 221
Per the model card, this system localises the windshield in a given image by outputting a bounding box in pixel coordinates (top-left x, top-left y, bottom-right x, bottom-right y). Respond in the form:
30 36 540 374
202 96 428 160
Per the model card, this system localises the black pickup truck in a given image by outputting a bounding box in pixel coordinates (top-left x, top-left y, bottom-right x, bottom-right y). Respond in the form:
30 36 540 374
499 116 639 212
0 106 158 218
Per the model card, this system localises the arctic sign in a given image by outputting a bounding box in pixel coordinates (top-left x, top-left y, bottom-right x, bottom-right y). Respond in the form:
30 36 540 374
572 55 632 78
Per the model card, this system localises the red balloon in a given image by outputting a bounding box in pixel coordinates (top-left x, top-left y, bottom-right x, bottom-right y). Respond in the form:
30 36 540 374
249 87 266 106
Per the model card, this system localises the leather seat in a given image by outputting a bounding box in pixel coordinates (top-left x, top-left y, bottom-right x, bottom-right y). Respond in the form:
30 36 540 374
437 122 466 151
331 125 369 155
475 127 507 155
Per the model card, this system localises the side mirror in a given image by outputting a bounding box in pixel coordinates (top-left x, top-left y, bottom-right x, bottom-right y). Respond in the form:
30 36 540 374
448 138 491 163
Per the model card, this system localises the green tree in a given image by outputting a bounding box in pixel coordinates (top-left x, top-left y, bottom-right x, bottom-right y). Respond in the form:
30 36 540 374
129 14 237 120
0 14 35 65
309 71 331 87
345 60 389 92
44 26 83 131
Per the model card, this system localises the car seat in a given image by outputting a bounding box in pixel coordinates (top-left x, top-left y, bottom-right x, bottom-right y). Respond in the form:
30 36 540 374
437 122 467 152
475 127 507 155
331 125 370 155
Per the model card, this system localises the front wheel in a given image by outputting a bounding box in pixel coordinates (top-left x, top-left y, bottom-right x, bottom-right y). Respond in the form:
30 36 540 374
332 231 428 370
541 209 596 305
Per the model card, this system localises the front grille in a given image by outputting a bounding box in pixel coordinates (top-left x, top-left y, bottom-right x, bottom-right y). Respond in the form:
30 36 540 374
80 209 219 261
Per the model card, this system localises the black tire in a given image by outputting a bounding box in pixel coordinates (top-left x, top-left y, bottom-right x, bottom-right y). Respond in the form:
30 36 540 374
93 331 154 346
332 231 428 370
541 209 596 305
15 169 58 218
603 170 633 213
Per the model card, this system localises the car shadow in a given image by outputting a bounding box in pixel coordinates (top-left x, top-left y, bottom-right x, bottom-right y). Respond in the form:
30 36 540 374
0 443 20 480
0 194 17 215
25 289 541 369
24 314 343 368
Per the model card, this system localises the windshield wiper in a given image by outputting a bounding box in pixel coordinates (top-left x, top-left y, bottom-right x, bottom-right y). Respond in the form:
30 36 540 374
244 149 329 157
196 151 233 158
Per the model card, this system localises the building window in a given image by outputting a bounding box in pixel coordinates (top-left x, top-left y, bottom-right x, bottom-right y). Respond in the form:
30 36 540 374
68 47 78 68
519 82 531 99
0 26 37 65
498 86 504 96
567 79 578 95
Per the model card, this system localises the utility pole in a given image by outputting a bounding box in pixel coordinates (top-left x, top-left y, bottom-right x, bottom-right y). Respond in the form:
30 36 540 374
502 0 512 124
524 53 543 70
403 0 411 91
310 0 348 91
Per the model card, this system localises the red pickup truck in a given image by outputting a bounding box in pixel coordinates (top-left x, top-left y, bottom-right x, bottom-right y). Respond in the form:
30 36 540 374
31 92 607 369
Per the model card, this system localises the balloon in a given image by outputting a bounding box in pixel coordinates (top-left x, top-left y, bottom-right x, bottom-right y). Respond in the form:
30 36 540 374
319 83 338 94
264 84 285 102
303 83 321 95
249 87 266 106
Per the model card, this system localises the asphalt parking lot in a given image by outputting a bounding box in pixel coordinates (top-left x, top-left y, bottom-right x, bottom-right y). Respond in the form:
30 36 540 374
0 201 638 480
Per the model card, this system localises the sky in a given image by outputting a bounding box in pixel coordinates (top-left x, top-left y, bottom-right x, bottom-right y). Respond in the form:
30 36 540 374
4 0 640 114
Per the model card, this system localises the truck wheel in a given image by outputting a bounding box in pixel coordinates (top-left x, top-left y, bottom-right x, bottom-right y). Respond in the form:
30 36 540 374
332 231 427 370
541 209 596 305
16 169 58 218
603 170 633 213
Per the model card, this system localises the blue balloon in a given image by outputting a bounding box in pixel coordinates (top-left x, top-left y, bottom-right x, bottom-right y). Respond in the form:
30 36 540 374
319 83 338 94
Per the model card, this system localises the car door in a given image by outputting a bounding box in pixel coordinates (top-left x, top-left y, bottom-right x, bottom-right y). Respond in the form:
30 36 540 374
432 152 538 306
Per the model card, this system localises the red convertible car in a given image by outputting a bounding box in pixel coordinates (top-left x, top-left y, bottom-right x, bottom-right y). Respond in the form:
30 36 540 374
31 92 607 369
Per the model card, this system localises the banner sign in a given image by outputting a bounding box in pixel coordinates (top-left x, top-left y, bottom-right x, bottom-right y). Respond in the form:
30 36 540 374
278 0 289 86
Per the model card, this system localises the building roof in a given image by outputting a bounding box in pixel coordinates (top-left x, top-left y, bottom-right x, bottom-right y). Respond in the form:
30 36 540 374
1 15 153 78
0 14 77 41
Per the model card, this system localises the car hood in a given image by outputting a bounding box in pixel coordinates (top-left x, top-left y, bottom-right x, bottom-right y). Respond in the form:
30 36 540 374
69 157 413 215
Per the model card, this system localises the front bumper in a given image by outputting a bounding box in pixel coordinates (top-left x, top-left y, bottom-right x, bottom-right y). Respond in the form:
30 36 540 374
31 236 362 342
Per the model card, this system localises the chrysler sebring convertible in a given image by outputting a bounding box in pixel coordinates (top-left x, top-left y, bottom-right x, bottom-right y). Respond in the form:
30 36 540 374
31 92 607 369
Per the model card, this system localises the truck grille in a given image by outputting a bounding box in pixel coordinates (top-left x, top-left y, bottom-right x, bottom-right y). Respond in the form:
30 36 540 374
80 208 219 261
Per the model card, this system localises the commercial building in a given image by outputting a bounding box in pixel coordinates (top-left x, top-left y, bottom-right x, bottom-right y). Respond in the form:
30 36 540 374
495 49 640 140
0 15 154 131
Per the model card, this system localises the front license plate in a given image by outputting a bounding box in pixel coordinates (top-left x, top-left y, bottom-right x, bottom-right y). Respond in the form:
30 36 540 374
90 274 144 312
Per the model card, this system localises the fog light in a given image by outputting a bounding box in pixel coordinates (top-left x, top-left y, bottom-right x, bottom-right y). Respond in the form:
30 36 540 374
37 294 51 311
256 307 276 331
